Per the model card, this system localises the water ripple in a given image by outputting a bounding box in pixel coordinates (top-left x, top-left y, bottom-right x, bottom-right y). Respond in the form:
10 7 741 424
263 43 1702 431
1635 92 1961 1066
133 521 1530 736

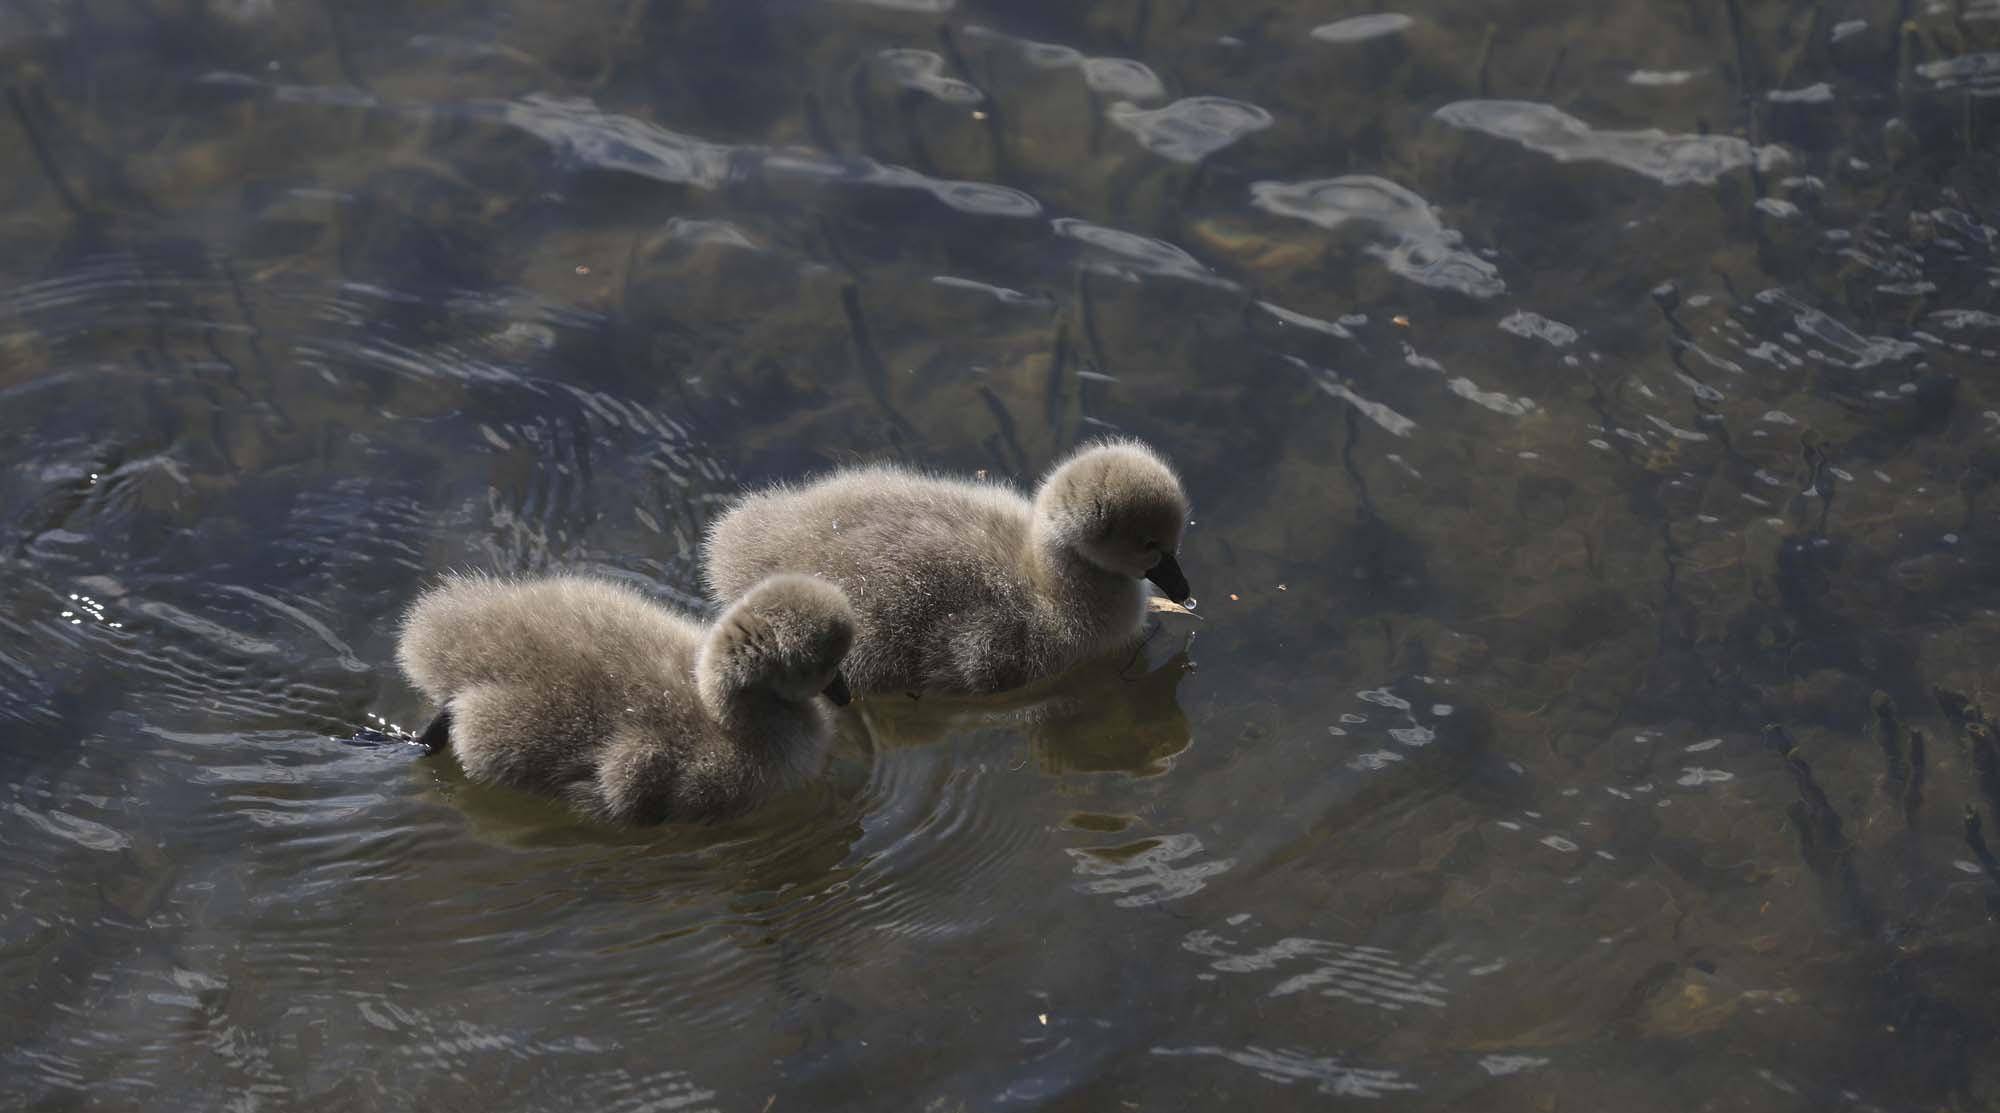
1054 219 1227 285
1434 99 1789 186
1917 52 2000 90
7 802 132 852
1499 310 1579 347
1251 176 1506 298
876 49 984 106
1310 13 1415 43
1107 97 1273 163
1066 832 1234 907
500 92 1040 217
962 26 1168 101
1151 1044 1419 1098
1183 927 1451 1011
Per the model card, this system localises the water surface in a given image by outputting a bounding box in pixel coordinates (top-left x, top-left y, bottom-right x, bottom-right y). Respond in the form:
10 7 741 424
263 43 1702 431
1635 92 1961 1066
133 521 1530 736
5 1 2000 1109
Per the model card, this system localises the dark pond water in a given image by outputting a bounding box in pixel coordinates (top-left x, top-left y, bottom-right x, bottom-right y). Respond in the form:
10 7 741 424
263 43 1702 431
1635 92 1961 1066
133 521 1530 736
5 0 2000 1109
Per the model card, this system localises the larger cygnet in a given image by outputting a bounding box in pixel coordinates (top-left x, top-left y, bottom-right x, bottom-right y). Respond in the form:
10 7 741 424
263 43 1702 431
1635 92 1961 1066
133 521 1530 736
397 573 855 824
702 439 1192 696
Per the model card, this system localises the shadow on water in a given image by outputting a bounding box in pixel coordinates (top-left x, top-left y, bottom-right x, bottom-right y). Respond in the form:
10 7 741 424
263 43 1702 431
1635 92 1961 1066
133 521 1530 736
4 0 2000 1109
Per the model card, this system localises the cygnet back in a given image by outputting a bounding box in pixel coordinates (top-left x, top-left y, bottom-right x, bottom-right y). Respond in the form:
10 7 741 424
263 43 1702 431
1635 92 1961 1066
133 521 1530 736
396 573 853 824
702 439 1191 695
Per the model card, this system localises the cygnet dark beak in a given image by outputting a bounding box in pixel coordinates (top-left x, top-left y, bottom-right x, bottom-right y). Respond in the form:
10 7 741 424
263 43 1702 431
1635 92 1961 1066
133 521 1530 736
822 672 853 707
1145 552 1192 604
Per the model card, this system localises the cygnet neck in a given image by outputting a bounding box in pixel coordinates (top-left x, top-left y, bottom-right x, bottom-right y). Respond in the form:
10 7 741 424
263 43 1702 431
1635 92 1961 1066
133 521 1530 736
697 644 779 726
703 677 803 742
1026 518 1137 637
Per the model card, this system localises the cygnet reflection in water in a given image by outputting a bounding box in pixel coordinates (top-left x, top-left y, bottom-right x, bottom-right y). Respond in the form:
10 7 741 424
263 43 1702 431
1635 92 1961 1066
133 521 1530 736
703 439 1194 697
859 630 1196 778
397 572 855 825
421 751 872 902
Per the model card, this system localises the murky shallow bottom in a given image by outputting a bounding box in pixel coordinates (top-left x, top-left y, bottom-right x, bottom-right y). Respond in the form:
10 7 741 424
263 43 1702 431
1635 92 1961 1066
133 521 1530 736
4 1 2000 1109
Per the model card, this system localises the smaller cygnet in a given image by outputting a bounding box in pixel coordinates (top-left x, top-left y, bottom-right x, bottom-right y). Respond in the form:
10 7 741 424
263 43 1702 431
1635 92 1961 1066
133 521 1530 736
396 572 854 824
702 438 1192 696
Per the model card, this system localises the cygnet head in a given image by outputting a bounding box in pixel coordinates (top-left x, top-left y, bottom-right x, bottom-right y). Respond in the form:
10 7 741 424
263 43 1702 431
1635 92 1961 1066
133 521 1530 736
698 574 857 709
1033 439 1193 602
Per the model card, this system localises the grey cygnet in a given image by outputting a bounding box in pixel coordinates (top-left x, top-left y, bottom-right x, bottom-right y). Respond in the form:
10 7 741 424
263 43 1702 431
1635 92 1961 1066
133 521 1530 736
396 572 855 824
701 438 1192 696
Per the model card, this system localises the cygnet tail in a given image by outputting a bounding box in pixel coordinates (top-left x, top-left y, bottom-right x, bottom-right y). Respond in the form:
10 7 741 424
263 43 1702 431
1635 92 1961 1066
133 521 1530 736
416 708 452 754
